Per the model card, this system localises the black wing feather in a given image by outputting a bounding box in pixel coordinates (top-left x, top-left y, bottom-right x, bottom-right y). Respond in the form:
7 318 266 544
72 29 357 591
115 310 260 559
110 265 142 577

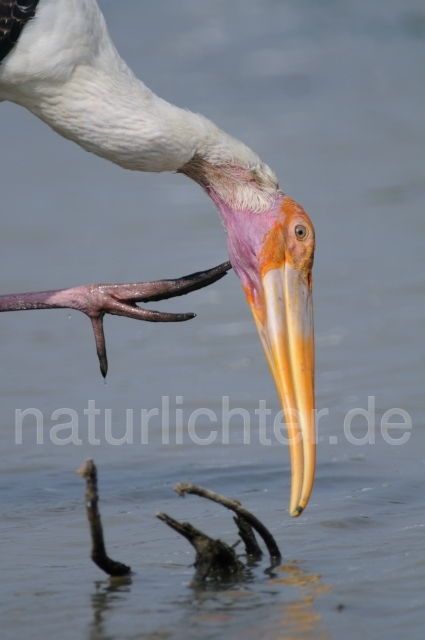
0 0 39 63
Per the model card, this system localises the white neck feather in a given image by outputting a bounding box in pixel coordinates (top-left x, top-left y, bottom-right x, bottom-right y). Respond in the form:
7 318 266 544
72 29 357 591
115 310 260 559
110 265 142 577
0 0 278 212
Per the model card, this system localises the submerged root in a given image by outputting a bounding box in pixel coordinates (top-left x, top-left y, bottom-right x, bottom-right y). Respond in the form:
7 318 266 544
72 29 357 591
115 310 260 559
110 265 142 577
157 483 281 584
174 483 281 559
77 459 131 578
156 512 244 585
77 462 280 584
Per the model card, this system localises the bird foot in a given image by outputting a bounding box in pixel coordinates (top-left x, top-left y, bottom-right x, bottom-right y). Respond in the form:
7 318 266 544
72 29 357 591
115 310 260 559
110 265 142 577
0 261 232 377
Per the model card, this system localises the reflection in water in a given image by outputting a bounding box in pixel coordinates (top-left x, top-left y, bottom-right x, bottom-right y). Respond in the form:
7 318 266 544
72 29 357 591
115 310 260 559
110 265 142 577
88 578 132 640
266 561 331 640
85 561 330 640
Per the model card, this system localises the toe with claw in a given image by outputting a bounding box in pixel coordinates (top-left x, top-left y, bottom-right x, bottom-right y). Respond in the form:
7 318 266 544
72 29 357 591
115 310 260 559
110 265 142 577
0 261 232 377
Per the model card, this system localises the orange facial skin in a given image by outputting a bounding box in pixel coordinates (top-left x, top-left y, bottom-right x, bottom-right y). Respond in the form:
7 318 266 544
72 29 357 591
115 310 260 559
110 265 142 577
259 196 315 281
244 196 315 324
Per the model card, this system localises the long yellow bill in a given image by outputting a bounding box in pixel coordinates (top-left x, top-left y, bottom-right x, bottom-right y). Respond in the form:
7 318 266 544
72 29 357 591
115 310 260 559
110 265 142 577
252 264 315 517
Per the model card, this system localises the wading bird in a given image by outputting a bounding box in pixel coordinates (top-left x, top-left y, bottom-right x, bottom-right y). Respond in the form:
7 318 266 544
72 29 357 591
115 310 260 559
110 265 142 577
0 0 316 516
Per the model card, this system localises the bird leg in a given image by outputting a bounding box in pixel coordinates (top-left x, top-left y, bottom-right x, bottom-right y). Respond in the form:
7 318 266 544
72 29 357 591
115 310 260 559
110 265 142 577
0 261 232 377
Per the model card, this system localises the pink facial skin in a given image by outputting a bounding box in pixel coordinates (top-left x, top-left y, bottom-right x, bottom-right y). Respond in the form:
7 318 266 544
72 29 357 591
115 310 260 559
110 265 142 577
209 190 286 308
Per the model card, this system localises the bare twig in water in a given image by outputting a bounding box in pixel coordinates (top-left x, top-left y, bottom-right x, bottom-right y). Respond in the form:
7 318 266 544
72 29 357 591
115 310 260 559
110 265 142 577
174 483 281 559
233 514 263 558
77 459 131 577
156 512 243 584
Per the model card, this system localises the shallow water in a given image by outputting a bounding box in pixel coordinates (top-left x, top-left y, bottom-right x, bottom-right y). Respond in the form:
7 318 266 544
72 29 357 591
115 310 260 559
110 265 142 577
1 0 425 638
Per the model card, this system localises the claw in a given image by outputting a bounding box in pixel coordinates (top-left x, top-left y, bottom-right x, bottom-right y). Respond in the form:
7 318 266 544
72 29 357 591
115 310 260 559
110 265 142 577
90 307 196 378
135 261 232 303
90 316 108 378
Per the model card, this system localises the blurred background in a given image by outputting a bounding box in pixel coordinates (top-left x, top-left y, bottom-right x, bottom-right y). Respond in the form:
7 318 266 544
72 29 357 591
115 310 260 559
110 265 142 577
0 1 424 639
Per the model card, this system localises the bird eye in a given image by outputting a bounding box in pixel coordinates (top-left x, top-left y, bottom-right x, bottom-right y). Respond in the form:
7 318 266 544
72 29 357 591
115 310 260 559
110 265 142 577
295 224 308 240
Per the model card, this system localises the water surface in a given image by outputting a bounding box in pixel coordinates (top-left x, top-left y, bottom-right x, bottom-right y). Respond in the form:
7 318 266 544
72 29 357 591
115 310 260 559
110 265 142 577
1 1 424 638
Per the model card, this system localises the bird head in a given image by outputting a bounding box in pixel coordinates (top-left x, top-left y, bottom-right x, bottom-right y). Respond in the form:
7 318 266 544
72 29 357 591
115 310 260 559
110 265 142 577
180 153 315 516
219 191 316 517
